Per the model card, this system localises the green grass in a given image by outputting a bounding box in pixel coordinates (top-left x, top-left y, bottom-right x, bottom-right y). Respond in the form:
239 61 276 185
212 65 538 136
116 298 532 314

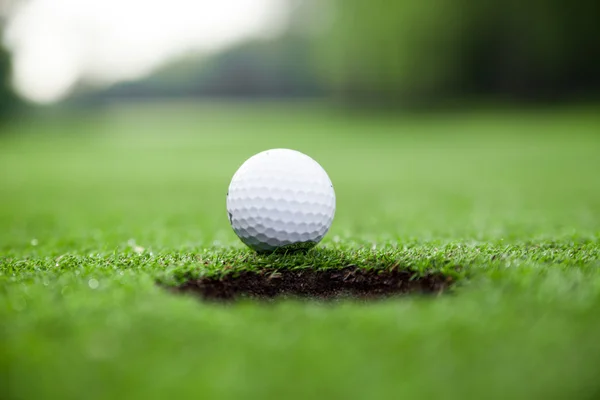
2 102 600 399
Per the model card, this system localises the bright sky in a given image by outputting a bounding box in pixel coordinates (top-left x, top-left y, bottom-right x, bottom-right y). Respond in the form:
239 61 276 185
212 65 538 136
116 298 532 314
3 0 287 103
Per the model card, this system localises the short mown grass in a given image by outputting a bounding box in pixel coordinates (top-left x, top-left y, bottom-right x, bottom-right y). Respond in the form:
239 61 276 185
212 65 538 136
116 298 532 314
2 102 600 399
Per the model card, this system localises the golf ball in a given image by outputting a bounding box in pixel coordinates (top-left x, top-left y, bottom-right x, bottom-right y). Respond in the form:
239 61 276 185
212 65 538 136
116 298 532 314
226 149 336 253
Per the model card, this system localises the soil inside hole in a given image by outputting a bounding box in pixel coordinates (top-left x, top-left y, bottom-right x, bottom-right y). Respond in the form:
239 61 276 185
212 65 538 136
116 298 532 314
172 266 452 302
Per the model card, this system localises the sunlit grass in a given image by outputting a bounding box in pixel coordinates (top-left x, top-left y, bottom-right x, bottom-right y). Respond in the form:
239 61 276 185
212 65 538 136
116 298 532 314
2 103 600 399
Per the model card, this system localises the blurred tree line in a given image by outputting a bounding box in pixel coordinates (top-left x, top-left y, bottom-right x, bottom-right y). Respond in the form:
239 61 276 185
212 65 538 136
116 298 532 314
86 35 325 101
0 45 17 115
80 0 600 107
320 0 600 105
323 0 600 102
0 18 19 120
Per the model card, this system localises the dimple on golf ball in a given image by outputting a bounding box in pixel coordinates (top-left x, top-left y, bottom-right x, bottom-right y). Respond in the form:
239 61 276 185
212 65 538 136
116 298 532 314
226 149 336 253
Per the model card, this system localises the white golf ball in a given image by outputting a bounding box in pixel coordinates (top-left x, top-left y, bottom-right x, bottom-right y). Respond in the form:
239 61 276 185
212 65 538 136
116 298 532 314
227 149 336 253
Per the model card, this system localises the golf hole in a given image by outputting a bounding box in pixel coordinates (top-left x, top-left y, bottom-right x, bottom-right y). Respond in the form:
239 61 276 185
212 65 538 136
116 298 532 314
171 266 452 302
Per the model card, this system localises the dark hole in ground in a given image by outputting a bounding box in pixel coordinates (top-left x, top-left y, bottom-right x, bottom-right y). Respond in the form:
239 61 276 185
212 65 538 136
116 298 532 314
172 266 452 302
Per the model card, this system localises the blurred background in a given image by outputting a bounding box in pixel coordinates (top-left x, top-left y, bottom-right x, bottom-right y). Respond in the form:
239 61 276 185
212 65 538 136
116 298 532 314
1 0 599 112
